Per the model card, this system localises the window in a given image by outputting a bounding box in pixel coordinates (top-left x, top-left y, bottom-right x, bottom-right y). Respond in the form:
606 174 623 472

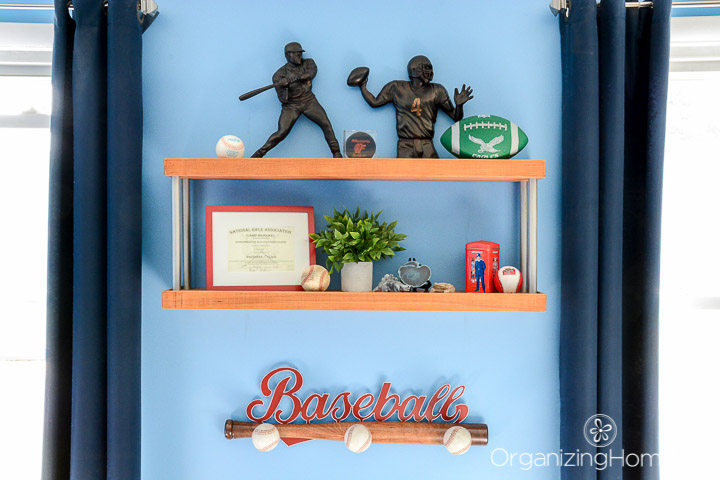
660 15 720 479
0 21 52 480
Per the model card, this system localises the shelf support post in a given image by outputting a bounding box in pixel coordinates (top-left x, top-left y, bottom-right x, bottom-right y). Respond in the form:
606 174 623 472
172 176 182 290
528 178 538 294
520 181 529 293
182 178 191 289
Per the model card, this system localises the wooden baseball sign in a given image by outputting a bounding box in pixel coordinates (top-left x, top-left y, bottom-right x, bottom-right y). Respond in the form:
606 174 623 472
226 367 488 452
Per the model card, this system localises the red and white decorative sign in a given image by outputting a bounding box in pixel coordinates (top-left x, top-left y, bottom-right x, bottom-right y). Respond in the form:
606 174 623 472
246 367 470 425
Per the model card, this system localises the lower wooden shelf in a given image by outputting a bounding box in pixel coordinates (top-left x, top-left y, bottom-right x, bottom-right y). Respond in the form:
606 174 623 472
162 289 546 312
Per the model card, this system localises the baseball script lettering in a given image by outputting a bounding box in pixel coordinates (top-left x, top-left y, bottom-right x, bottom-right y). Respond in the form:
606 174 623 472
246 367 469 424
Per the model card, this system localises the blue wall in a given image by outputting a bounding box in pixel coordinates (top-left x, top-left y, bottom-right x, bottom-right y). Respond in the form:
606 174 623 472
673 0 720 17
0 1 53 23
142 1 561 478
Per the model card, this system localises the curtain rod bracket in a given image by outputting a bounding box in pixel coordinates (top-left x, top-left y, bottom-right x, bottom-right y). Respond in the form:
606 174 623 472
62 0 158 29
139 0 159 31
550 1 720 15
63 0 158 16
140 0 158 16
549 0 570 19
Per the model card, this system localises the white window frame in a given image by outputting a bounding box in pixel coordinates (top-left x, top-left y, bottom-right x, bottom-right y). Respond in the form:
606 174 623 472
0 21 53 479
0 22 52 129
670 16 720 72
659 14 720 480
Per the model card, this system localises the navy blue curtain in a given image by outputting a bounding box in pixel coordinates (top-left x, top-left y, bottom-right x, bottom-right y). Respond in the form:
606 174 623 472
560 1 671 479
43 1 149 478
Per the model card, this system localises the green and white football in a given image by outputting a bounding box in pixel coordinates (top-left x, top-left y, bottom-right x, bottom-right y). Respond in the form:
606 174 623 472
440 114 528 159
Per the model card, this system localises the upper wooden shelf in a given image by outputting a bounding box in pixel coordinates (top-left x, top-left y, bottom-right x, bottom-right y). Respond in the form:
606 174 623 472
164 158 546 182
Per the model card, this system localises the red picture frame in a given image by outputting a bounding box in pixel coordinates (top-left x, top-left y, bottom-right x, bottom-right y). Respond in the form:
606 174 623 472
206 206 316 291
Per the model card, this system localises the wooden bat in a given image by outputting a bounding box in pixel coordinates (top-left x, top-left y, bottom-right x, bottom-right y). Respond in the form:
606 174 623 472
238 83 281 101
224 420 488 446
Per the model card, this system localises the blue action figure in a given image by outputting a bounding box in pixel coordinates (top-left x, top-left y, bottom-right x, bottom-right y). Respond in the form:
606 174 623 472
474 253 486 292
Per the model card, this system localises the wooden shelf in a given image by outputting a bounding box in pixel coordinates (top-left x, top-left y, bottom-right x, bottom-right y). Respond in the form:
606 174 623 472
164 157 546 311
162 289 546 312
164 157 545 182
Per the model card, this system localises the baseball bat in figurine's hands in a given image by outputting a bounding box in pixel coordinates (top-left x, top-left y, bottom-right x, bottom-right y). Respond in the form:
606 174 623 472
454 84 474 106
239 82 284 101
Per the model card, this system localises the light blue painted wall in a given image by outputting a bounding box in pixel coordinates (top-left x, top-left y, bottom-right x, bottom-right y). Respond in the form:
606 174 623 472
142 1 561 479
672 9 720 16
673 0 720 17
0 1 52 23
3 0 720 24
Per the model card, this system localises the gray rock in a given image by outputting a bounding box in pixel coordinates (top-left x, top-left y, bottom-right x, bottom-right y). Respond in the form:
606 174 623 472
373 274 412 292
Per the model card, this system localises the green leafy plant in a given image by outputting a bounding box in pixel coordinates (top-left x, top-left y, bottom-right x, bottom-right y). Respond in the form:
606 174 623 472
309 207 407 273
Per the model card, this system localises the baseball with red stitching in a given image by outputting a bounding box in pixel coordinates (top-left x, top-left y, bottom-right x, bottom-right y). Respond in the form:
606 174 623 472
300 265 330 292
443 426 472 455
251 423 280 452
344 424 372 453
215 135 245 158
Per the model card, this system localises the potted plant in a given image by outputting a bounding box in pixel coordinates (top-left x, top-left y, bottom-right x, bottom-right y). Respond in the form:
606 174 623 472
309 208 407 292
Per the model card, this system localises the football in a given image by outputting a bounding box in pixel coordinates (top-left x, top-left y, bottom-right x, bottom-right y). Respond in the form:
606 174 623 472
347 66 370 86
440 114 528 159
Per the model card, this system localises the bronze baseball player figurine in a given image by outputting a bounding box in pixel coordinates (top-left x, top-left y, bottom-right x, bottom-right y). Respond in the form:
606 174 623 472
243 42 342 158
347 56 473 158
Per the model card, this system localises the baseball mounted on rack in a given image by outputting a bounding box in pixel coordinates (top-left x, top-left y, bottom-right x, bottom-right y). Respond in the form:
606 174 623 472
441 114 528 159
206 206 315 290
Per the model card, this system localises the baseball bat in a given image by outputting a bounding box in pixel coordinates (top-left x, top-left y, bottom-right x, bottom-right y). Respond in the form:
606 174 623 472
239 83 280 101
224 420 488 445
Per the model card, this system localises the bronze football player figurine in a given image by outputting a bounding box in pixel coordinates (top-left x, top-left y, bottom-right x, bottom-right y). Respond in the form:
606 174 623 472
347 56 473 158
240 42 342 158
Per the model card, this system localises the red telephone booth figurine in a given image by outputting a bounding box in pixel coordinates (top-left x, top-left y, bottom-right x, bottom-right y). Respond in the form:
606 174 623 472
465 241 500 293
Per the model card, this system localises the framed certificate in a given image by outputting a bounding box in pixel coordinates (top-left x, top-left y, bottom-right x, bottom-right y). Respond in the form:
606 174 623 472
206 206 316 290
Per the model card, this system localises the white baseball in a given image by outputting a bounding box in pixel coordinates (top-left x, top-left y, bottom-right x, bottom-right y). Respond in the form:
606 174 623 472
251 423 280 452
216 135 245 158
300 265 331 291
344 424 372 453
443 426 472 455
